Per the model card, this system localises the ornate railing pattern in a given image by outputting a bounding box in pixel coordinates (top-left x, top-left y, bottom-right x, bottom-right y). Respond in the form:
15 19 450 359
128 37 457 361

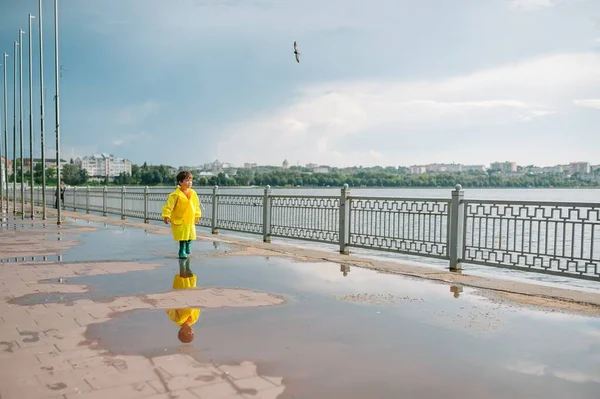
197 193 213 228
349 196 450 260
463 200 600 281
89 187 103 213
124 190 145 219
5 184 599 282
146 191 168 221
269 195 340 244
216 194 263 234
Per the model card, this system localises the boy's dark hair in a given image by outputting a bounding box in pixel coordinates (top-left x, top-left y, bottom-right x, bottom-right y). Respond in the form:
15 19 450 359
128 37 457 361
177 170 193 183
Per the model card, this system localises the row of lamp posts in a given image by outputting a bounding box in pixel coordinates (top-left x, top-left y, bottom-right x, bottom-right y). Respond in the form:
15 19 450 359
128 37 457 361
0 0 62 224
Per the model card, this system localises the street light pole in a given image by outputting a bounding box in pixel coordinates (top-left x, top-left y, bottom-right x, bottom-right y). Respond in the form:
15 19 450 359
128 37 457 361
2 53 8 214
0 56 4 212
39 0 47 220
0 59 2 212
54 0 61 225
19 28 25 219
13 41 18 215
28 14 36 219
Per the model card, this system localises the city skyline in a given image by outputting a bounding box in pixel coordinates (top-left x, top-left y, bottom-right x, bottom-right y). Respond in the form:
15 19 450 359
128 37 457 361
1 1 600 169
1 152 598 171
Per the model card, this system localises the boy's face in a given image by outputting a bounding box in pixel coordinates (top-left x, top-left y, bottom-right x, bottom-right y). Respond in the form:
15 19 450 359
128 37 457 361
180 177 193 189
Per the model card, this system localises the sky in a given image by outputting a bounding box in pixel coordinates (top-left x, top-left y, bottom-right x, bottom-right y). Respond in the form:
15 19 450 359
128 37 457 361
1 0 600 169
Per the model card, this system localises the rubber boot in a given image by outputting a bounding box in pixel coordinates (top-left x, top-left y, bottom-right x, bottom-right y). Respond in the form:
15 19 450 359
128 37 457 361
185 240 192 256
178 258 187 276
184 258 192 277
178 241 187 259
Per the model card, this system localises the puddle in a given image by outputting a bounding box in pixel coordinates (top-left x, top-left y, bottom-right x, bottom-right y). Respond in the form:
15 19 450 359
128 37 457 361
77 257 600 399
56 221 234 262
0 215 235 263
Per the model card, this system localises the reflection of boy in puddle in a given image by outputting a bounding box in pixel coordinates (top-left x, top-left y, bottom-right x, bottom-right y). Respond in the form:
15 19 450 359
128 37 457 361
166 258 201 343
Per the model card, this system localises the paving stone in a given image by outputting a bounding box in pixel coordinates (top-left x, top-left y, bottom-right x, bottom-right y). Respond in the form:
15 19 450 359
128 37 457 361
143 390 199 399
85 368 158 390
64 381 159 399
234 376 278 392
218 361 258 380
190 381 243 398
242 385 286 399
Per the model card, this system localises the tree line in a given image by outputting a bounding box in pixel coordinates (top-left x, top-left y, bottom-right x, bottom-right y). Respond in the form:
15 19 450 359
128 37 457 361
7 161 600 188
117 167 600 188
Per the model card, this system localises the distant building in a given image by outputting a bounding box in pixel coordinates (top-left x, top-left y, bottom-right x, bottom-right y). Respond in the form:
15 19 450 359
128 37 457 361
306 163 319 169
531 165 565 174
244 162 257 169
0 157 5 187
210 160 223 173
463 165 486 172
282 159 290 169
312 167 329 174
0 157 13 185
426 163 463 173
23 157 67 171
409 165 427 174
568 162 590 175
490 161 517 173
74 154 132 179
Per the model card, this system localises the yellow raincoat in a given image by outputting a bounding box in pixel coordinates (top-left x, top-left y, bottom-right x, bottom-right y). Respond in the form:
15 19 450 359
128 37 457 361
166 307 200 326
166 274 201 326
161 187 202 241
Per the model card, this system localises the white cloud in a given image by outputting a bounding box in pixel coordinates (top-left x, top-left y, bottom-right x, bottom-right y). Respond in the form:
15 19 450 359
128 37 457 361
508 0 562 10
574 99 600 109
215 52 600 166
507 361 600 383
112 132 151 147
506 361 547 376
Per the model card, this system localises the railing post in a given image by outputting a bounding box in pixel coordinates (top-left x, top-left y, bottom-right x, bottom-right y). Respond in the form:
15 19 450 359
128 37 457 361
121 186 126 220
263 185 271 243
449 184 465 271
339 184 350 254
143 186 149 223
73 187 77 211
211 185 219 234
86 186 90 214
102 186 107 216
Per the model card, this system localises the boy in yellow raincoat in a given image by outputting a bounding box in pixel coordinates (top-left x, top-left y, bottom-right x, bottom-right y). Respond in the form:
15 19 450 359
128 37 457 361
162 171 202 259
166 258 201 343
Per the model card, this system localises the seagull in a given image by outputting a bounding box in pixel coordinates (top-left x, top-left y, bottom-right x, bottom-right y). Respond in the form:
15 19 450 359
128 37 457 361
293 41 300 63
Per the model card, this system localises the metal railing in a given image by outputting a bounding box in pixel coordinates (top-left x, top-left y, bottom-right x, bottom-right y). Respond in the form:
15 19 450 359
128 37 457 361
5 184 600 282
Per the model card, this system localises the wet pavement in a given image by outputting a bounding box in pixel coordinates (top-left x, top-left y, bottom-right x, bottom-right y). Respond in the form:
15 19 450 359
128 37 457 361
1 211 600 398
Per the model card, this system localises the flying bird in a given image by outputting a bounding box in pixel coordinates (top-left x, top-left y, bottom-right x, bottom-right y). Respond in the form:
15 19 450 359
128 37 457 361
293 41 300 63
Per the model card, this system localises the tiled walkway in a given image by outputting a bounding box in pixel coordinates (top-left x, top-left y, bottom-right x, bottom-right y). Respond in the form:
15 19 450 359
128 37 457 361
0 213 285 399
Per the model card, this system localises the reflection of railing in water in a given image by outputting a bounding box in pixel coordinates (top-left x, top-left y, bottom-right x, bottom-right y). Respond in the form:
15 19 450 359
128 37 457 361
6 184 600 282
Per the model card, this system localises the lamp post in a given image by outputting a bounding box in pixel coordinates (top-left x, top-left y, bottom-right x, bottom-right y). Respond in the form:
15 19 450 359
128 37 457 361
2 53 8 213
19 28 25 219
12 41 17 215
39 0 47 220
54 0 61 225
0 58 3 212
28 14 36 219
